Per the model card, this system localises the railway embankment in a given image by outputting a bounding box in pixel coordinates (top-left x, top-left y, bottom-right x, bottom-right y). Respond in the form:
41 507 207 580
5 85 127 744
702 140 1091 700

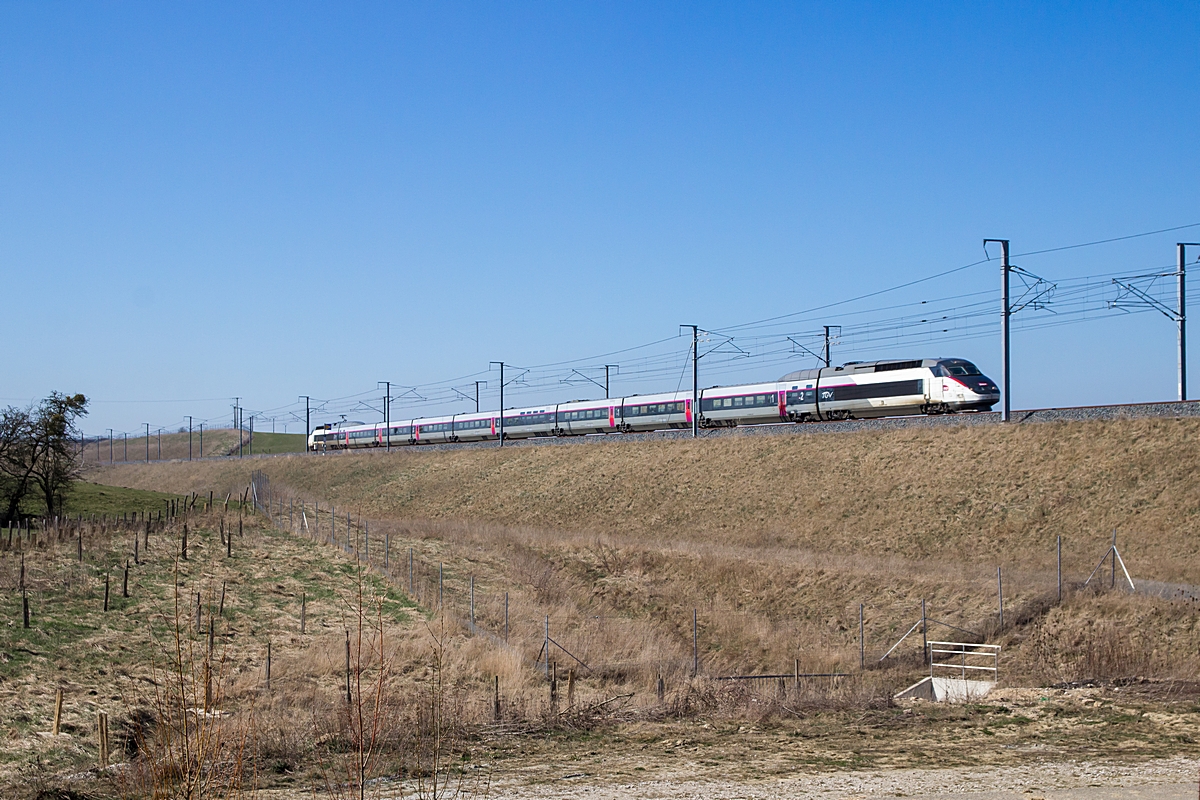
92 414 1200 583
84 411 1200 707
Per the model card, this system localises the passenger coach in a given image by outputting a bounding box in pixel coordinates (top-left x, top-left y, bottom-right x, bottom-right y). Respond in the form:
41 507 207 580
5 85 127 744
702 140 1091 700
307 357 999 450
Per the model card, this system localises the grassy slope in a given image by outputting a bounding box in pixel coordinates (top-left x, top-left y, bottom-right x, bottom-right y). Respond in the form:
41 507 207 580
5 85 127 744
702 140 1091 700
9 426 1200 794
243 432 306 455
78 430 305 470
80 429 246 466
92 417 1200 583
86 416 1200 694
0 507 416 792
62 482 181 517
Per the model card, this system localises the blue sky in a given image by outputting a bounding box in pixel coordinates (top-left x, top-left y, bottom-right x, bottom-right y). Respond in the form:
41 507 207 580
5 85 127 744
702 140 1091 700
3 3 1199 435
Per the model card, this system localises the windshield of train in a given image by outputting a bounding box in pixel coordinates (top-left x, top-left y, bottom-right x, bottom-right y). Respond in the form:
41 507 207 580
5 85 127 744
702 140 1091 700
941 360 982 376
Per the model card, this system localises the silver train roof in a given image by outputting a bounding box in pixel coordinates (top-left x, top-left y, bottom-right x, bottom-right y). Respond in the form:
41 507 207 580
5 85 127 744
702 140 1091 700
779 358 943 382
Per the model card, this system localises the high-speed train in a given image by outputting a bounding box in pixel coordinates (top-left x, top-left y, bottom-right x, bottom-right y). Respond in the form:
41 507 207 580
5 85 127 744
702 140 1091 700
307 357 999 450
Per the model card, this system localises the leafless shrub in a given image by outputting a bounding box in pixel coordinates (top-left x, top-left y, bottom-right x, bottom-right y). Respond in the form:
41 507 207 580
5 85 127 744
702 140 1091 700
120 560 254 800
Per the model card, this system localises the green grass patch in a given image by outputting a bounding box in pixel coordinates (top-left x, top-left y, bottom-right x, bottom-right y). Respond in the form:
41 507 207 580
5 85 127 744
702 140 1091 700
63 481 181 517
244 432 307 455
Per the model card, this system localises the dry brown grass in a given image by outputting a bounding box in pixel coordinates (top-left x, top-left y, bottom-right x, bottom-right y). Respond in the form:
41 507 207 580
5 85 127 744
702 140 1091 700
93 417 1200 583
83 418 1200 691
43 416 1200 796
9 417 1200 796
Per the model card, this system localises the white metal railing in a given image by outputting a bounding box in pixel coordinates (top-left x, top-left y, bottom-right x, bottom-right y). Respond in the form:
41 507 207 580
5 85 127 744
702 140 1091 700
927 641 1000 682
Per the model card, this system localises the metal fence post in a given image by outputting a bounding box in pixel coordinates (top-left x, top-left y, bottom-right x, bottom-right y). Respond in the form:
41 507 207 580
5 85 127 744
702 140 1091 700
921 599 928 665
1057 535 1062 603
859 603 865 670
692 608 698 677
998 566 1004 628
1111 530 1117 589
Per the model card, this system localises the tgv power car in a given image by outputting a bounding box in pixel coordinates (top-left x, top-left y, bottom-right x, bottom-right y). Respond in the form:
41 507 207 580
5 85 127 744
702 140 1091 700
308 357 999 450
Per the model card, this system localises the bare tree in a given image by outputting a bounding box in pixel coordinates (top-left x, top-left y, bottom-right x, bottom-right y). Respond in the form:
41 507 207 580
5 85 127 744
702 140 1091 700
0 392 87 522
0 406 36 524
31 392 88 518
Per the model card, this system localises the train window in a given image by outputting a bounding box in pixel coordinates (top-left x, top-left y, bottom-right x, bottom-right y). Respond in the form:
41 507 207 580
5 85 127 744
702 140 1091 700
828 379 924 401
875 360 923 372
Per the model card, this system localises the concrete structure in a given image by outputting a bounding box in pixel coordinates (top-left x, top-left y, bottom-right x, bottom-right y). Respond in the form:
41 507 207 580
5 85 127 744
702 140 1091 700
895 675 995 703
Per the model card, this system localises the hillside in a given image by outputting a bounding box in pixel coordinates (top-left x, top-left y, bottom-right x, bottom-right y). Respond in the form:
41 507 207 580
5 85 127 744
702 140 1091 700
80 429 305 466
89 415 1200 689
10 417 1200 796
93 417 1200 584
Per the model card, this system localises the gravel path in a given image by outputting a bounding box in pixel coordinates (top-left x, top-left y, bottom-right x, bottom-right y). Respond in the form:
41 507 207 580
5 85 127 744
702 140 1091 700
481 757 1200 799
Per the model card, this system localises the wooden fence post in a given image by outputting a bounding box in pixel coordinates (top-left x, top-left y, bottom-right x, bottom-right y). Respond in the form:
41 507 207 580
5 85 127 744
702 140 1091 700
51 689 63 736
97 710 109 767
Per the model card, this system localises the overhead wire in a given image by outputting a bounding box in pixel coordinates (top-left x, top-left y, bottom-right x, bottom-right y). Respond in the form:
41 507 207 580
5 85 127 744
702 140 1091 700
82 223 1200 435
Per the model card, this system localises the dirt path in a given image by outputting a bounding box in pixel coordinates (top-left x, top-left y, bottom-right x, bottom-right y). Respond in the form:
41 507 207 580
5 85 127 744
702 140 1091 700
481 757 1199 798
251 757 1199 799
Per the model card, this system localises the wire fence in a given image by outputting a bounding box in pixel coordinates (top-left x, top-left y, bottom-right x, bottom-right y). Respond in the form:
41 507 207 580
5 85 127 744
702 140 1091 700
241 471 1177 699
